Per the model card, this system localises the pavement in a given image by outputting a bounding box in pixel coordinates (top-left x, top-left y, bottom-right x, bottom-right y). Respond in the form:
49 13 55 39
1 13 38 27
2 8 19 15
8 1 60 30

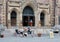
0 26 60 42
0 30 60 42
0 35 60 42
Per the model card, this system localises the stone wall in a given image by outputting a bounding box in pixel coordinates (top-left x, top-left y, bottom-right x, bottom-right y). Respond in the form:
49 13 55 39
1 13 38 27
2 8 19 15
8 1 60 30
1 0 59 28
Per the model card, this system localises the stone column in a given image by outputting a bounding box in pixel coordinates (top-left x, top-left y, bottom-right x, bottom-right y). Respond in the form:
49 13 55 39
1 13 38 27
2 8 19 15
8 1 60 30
38 13 41 28
7 13 11 28
45 14 51 27
49 0 55 26
48 13 51 27
3 0 6 26
17 12 20 28
55 15 59 25
35 14 37 27
19 13 22 28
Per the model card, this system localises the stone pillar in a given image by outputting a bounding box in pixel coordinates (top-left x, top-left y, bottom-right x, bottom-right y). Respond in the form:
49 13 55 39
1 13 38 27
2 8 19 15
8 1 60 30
7 13 11 28
38 13 41 28
19 13 22 28
55 15 59 25
45 14 51 27
48 13 51 27
3 0 6 26
35 14 37 27
49 0 55 26
17 12 20 28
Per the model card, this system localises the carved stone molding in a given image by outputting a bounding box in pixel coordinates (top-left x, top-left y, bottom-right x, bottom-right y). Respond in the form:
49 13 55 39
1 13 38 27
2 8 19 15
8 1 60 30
20 0 38 14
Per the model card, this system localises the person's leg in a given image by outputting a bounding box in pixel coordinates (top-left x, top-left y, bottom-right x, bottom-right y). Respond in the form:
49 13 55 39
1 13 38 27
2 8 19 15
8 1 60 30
24 34 27 37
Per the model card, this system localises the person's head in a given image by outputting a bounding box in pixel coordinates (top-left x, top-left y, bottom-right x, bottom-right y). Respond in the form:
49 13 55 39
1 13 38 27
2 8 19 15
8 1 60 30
28 27 31 30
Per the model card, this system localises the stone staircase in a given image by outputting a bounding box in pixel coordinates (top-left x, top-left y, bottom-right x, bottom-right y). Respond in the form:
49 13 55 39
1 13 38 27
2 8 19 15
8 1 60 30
8 26 52 29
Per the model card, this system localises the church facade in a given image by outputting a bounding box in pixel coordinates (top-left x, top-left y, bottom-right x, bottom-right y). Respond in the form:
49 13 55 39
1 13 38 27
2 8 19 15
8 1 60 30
0 0 60 28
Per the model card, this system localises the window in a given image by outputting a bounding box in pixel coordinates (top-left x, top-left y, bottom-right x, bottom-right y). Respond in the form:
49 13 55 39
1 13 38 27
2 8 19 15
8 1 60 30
22 6 35 26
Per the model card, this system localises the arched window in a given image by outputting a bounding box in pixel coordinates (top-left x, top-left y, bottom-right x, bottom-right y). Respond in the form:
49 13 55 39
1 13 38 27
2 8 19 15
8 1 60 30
22 6 35 26
11 11 17 26
23 6 34 16
40 12 45 26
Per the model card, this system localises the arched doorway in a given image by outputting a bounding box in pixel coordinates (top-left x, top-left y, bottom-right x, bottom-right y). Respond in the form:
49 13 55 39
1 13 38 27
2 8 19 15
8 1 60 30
22 6 35 26
40 12 45 26
11 11 17 26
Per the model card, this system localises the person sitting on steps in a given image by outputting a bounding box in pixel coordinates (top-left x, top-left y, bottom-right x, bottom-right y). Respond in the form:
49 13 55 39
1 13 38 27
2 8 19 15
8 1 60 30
27 27 32 34
15 29 23 36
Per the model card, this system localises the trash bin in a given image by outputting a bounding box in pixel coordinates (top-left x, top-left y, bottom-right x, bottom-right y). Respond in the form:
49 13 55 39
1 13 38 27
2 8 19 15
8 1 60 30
37 33 41 37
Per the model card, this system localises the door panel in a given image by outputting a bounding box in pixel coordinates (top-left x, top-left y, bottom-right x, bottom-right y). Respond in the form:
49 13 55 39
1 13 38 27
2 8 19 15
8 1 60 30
22 6 35 27
23 16 28 26
40 12 45 26
22 16 35 26
11 18 16 26
11 11 17 26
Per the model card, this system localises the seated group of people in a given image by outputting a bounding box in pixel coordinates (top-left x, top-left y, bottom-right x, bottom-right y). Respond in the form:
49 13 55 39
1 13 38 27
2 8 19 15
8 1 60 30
15 27 32 37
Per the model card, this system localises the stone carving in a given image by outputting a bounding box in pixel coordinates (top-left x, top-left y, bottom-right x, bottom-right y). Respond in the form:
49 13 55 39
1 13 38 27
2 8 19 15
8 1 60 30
20 0 37 11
